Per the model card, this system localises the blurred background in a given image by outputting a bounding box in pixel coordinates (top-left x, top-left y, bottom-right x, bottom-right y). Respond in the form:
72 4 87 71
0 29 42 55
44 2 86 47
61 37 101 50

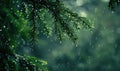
16 0 120 71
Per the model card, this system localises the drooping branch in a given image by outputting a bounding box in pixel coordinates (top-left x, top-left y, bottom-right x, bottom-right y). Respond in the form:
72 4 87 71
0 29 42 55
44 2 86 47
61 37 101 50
31 0 36 48
23 0 91 42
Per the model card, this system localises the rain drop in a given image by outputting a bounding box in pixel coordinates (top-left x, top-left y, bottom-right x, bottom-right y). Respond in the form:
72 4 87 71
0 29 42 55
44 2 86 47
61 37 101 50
60 41 62 44
112 11 115 14
3 25 6 28
75 44 78 47
12 45 15 48
0 29 2 32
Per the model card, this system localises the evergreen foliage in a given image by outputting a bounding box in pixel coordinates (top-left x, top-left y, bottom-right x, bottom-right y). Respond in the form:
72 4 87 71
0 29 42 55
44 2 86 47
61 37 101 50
0 0 118 71
0 0 92 71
